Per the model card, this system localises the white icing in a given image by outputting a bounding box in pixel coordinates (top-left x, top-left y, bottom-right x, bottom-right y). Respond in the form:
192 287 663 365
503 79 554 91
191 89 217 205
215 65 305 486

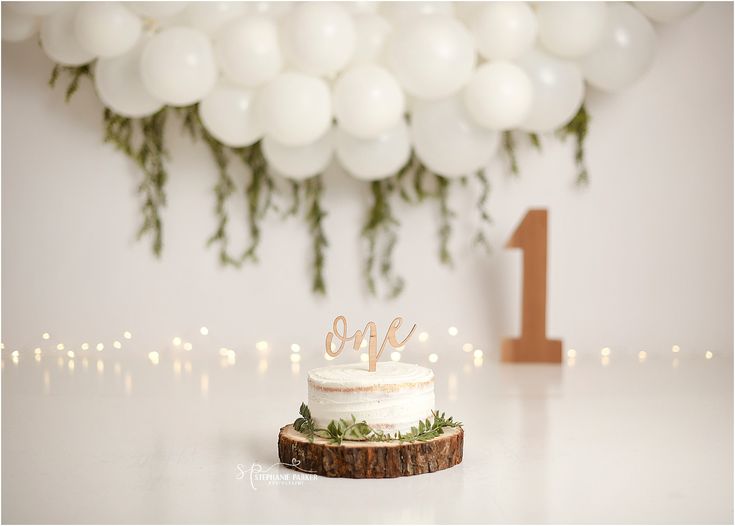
307 362 435 434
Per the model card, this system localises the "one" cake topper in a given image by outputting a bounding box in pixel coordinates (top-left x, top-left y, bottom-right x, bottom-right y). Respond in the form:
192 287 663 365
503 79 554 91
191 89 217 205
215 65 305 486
325 316 417 372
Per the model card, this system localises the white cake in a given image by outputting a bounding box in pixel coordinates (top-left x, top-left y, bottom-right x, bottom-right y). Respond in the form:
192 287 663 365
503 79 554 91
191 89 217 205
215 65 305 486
307 362 435 434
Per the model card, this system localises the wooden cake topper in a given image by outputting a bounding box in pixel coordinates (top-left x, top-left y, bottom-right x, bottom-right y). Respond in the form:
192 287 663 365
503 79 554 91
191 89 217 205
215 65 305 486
325 316 416 372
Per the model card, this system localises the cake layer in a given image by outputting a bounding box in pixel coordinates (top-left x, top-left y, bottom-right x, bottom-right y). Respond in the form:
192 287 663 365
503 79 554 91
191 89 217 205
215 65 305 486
307 362 435 434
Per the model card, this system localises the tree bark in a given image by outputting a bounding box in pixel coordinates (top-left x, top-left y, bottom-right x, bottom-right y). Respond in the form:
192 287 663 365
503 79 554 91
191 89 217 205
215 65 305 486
277 424 464 479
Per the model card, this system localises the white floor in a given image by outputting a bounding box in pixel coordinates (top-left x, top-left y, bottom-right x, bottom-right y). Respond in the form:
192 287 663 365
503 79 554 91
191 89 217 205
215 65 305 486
2 347 732 523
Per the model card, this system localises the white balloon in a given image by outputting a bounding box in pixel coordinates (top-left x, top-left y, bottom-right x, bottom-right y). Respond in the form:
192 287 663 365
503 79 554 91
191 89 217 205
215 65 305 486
251 2 293 18
380 2 454 23
464 62 533 131
351 13 391 65
471 2 538 61
537 2 608 58
215 15 282 88
411 97 499 178
262 130 333 180
634 2 700 23
258 72 332 146
74 2 141 58
40 6 95 66
282 3 356 76
516 48 585 132
7 2 63 16
183 2 247 35
336 120 411 180
199 84 262 148
580 4 656 93
333 64 405 139
387 15 476 100
127 2 187 19
95 39 164 118
2 6 39 42
140 27 217 106
343 2 378 15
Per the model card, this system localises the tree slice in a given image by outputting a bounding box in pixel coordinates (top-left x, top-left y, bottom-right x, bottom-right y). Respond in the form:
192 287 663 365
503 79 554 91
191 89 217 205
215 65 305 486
277 424 464 479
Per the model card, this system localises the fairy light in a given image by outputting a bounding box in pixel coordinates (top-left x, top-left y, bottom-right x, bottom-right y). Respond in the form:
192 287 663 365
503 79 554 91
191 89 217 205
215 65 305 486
81 343 89 351
601 347 611 357
601 356 610 367
360 339 368 349
183 342 193 351
226 350 236 366
324 352 334 361
218 347 229 356
290 353 301 363
34 353 41 363
172 337 182 347
256 341 269 352
258 358 268 374
448 326 458 336
96 360 104 374
200 326 209 336
96 343 104 351
360 353 369 363
123 331 132 340
34 348 42 355
42 333 50 340
66 350 75 359
473 349 484 359
397 345 406 351
290 343 301 353
638 350 647 362
68 359 75 372
428 353 439 363
672 345 680 353
462 343 473 353
418 331 429 343
56 343 64 351
705 351 713 360
148 351 160 365
390 351 401 362
11 351 19 365
113 340 122 349
473 356 483 368
567 349 577 358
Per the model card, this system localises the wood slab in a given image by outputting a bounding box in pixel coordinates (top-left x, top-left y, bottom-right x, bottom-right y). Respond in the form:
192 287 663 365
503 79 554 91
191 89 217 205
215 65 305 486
277 424 464 478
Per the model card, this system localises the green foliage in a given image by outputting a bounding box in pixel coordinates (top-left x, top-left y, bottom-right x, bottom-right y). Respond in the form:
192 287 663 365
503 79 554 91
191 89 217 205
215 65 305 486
362 180 403 298
49 64 92 102
528 132 542 151
304 176 328 296
473 171 493 254
436 175 454 267
502 131 519 175
397 411 463 443
558 104 590 186
293 402 317 442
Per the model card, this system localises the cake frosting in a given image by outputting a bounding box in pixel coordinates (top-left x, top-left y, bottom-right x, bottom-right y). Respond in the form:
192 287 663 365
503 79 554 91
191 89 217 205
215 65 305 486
307 362 435 434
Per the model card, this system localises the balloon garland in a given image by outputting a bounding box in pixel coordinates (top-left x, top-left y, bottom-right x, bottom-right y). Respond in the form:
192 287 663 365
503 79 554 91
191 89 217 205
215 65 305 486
3 1 700 297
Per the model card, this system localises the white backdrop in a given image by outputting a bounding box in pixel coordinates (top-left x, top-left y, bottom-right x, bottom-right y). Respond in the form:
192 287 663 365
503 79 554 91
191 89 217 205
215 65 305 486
2 3 732 359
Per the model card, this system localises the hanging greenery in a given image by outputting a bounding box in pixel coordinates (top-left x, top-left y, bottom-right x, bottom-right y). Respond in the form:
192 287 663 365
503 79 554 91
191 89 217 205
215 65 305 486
48 63 590 298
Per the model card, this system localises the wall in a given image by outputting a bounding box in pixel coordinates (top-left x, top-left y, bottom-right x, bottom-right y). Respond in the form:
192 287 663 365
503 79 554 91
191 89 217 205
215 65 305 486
2 3 732 358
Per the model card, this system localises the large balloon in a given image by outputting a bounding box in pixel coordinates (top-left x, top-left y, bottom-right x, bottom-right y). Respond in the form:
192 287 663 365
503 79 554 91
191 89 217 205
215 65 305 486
140 27 217 106
199 84 262 147
262 131 333 180
2 6 39 43
464 62 533 131
215 16 282 88
387 15 476 100
183 2 247 35
471 2 538 61
580 4 656 93
336 120 411 180
537 2 608 58
127 2 187 19
333 65 404 139
516 49 585 132
7 2 63 16
634 2 700 24
251 2 293 18
411 97 499 178
95 39 164 118
380 2 454 24
282 3 356 76
351 13 391 65
257 72 332 147
40 6 95 66
74 2 141 58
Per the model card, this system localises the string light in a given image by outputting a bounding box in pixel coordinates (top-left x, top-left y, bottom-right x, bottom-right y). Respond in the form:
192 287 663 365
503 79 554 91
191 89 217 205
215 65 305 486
473 356 483 368
290 353 301 363
390 351 401 361
256 341 269 352
705 351 713 360
601 347 611 357
96 343 104 351
290 343 301 353
183 342 193 351
418 331 429 343
34 353 41 363
323 352 334 361
113 340 122 349
172 337 182 347
462 343 473 353
56 343 64 351
638 350 647 362
42 333 50 340
66 350 75 359
473 349 484 358
448 326 458 336
148 351 160 365
81 343 89 351
200 326 209 336
34 348 42 355
428 353 438 363
123 331 132 340
360 353 369 363
567 349 577 358
360 339 368 349
96 360 104 374
672 345 680 353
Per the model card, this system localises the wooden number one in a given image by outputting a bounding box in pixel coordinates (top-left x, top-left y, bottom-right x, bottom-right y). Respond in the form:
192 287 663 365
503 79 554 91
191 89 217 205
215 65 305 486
501 209 562 363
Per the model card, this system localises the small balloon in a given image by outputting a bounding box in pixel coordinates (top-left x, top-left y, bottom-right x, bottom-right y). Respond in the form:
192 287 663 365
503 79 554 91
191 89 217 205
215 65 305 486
257 72 332 147
95 39 164 118
537 2 609 58
580 3 657 93
127 2 187 19
380 2 454 24
633 2 700 24
262 130 333 180
516 48 585 133
336 120 411 181
282 3 356 76
333 64 405 139
464 62 533 131
199 84 262 147
411 97 499 178
74 2 141 58
40 6 95 66
2 6 39 43
7 2 63 16
183 2 247 35
140 27 217 106
351 13 392 65
251 1 293 18
387 14 476 100
471 2 538 61
215 15 282 88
